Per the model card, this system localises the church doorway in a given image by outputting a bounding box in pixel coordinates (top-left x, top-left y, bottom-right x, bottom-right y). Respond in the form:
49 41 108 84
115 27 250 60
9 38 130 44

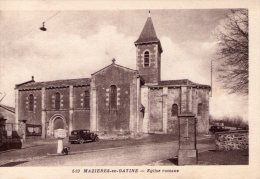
53 117 64 129
48 114 67 136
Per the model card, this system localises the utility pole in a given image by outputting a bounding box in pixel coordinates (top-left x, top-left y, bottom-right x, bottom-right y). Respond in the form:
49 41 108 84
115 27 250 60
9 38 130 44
210 60 213 97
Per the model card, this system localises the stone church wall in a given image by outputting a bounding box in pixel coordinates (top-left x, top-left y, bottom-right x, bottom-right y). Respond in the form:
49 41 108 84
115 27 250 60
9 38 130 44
192 88 210 133
167 87 181 134
45 87 70 110
141 86 149 133
143 86 209 134
73 86 90 109
73 110 90 130
136 44 160 83
18 85 92 137
92 65 137 133
149 88 163 132
19 89 42 125
72 86 91 130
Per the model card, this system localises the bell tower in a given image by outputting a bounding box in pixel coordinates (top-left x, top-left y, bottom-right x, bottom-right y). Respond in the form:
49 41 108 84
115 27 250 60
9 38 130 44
134 12 163 85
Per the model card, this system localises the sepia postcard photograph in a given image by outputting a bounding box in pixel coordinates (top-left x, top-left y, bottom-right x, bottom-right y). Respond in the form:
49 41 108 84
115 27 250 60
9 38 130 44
0 0 259 179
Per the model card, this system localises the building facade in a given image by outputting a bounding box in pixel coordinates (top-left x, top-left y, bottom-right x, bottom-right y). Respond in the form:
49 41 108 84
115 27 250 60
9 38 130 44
0 104 15 124
15 15 210 139
0 104 16 135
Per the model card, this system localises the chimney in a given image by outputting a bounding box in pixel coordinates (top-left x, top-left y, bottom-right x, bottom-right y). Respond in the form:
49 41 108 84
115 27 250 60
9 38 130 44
32 76 35 82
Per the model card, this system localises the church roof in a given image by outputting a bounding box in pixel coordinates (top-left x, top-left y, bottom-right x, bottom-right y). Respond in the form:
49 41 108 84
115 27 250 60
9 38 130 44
135 16 160 44
134 16 163 52
158 79 211 88
91 60 137 76
16 78 90 90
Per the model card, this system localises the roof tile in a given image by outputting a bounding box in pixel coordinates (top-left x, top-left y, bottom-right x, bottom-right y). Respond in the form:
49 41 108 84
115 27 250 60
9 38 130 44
135 17 160 44
158 79 211 88
16 78 90 89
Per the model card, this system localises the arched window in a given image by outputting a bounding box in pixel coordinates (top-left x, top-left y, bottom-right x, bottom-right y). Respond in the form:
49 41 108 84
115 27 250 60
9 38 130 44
197 103 203 116
55 92 61 110
28 94 34 111
84 90 90 108
110 85 117 110
171 104 178 116
144 51 150 67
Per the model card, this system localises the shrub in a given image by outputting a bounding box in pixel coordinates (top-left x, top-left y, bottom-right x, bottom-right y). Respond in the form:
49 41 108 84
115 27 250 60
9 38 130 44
209 115 248 129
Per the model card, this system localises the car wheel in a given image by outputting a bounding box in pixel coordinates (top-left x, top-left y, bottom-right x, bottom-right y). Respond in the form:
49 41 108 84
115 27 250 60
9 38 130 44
17 142 22 149
90 134 95 140
78 138 84 144
94 136 100 142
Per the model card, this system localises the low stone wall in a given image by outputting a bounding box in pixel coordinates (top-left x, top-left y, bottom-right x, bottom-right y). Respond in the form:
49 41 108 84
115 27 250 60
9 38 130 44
215 130 248 151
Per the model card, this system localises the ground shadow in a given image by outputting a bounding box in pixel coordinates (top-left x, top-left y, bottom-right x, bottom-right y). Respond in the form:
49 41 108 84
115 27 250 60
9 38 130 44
167 157 178 165
208 149 217 152
0 161 28 167
198 149 249 165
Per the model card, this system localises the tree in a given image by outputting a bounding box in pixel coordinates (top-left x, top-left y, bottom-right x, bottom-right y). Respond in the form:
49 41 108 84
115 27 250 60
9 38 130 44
215 9 248 95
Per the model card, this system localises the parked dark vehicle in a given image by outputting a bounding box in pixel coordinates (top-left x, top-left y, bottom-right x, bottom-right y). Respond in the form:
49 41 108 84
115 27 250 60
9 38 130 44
69 129 99 144
0 118 22 151
209 125 230 134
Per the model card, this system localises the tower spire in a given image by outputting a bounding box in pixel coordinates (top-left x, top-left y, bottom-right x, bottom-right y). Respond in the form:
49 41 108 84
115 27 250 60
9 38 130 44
134 12 163 53
134 13 163 84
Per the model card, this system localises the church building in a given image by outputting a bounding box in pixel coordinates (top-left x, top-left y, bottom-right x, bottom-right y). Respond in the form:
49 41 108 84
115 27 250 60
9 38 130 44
15 14 211 139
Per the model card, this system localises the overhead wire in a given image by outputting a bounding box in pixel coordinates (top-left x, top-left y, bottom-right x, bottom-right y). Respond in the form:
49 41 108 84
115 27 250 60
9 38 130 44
0 11 61 102
13 11 61 41
43 11 60 23
40 11 60 31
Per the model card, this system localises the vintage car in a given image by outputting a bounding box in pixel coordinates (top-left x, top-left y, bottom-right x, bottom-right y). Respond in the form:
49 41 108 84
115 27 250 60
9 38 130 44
209 125 230 134
68 129 99 144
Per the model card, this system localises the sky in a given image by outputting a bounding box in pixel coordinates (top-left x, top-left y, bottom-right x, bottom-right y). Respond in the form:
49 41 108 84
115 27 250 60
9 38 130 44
0 10 248 120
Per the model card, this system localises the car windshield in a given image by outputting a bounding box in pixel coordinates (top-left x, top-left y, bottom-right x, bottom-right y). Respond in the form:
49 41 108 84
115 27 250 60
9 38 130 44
71 131 78 135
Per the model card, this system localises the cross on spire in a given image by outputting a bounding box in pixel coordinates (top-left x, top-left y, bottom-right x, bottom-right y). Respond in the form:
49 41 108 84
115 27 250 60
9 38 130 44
112 58 116 64
149 10 151 17
134 11 160 46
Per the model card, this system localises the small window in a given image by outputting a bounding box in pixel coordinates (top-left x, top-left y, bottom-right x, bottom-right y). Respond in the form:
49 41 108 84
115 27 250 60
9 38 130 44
110 85 117 110
28 94 34 111
171 104 178 116
84 90 90 108
55 92 61 110
197 103 203 116
144 51 150 67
